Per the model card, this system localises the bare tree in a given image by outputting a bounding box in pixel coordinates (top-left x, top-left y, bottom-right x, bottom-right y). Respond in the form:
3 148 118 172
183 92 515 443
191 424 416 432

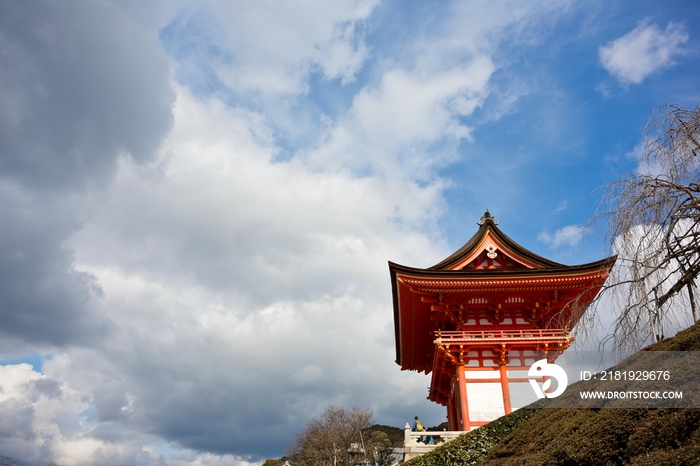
286 405 375 466
598 102 700 351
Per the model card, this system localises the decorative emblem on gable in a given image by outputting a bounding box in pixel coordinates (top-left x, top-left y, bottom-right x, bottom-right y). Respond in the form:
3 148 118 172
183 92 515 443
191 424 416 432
486 245 498 259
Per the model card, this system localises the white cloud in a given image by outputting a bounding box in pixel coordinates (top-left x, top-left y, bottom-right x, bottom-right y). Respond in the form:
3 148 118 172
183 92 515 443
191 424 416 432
0 363 121 466
170 0 379 96
59 85 444 459
599 19 689 85
305 56 495 178
0 0 171 350
538 225 585 247
0 361 274 465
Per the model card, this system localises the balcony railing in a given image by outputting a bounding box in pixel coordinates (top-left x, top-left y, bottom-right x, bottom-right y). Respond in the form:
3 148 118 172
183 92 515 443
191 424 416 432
434 328 570 344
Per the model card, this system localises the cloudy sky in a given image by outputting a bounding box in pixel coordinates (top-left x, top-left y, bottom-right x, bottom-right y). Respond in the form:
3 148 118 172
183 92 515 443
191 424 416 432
0 1 698 464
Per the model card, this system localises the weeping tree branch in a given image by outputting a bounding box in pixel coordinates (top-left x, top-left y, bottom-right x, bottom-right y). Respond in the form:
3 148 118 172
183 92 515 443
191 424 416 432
595 102 700 351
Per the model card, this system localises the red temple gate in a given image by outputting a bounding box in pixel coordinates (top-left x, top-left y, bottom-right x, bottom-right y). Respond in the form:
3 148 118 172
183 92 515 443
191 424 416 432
389 211 615 430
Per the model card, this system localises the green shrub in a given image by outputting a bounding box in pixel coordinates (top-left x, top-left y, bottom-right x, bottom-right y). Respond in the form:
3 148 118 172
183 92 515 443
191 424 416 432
402 402 546 466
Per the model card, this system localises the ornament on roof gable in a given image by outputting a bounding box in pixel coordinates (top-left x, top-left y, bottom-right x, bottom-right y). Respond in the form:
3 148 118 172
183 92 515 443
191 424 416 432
477 209 498 226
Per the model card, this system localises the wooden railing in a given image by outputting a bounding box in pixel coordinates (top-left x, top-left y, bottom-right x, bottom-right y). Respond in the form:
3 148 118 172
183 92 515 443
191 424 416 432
435 328 570 343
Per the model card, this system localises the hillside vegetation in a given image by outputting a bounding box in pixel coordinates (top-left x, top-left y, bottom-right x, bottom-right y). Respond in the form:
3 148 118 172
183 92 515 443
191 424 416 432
403 322 700 466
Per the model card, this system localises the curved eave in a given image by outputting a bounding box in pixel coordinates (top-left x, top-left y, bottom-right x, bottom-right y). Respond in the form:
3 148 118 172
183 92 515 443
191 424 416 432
389 262 403 367
393 255 617 279
428 219 564 270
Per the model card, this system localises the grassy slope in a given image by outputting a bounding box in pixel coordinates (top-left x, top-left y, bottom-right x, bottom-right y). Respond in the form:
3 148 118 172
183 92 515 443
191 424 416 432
403 322 700 466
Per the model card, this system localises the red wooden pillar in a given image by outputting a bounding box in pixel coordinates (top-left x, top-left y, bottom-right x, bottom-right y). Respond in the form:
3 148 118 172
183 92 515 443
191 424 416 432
446 397 455 431
499 363 512 415
456 365 470 430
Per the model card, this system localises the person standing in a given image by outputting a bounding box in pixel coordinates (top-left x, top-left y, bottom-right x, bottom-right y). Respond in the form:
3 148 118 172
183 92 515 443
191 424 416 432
412 416 427 443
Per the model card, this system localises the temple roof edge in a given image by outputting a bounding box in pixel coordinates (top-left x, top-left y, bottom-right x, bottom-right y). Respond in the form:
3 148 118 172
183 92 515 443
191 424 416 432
428 212 563 270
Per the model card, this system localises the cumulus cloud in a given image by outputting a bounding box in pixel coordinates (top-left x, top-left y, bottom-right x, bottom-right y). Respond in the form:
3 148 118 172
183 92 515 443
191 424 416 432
599 19 689 86
0 362 260 465
58 86 443 459
0 0 173 351
0 181 109 348
162 0 378 97
305 56 495 180
0 362 152 466
0 0 174 190
538 225 585 247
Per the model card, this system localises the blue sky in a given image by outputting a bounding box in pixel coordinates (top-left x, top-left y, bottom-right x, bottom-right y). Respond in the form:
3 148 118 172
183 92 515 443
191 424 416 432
0 1 698 464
